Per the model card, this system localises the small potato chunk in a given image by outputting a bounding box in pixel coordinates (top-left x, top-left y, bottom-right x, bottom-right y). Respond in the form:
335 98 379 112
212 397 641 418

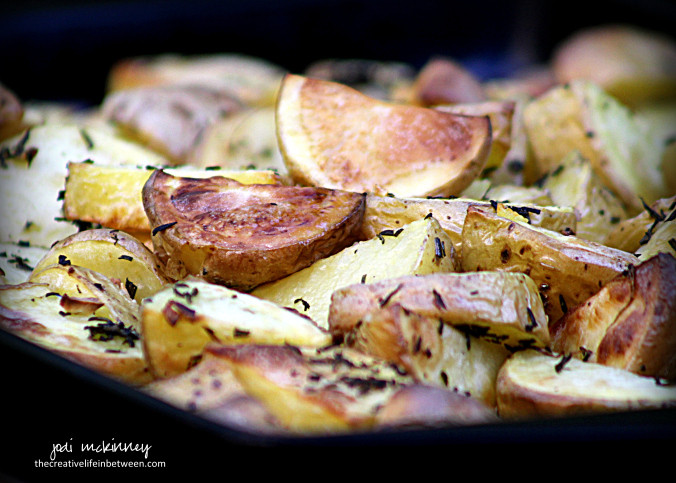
143 169 365 291
30 229 169 302
550 253 676 380
206 344 414 434
0 83 27 141
0 279 151 385
252 216 458 330
460 204 638 324
276 74 492 198
141 279 331 378
496 349 676 420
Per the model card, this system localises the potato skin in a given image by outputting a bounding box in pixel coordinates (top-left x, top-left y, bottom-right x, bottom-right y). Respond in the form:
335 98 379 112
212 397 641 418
552 253 676 380
143 169 366 291
460 205 638 325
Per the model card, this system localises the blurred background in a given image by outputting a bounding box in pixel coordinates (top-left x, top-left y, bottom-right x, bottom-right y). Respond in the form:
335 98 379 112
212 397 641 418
1 0 675 104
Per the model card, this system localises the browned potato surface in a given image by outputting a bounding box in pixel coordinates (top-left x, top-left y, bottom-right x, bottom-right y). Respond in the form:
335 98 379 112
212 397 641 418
143 169 365 291
276 73 492 198
550 253 676 380
460 204 639 324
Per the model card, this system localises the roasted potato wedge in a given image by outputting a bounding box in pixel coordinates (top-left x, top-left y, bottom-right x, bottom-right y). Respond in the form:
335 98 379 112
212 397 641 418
496 349 676 420
523 80 670 213
361 194 578 264
143 169 365 291
252 216 458 330
141 279 331 378
205 343 415 434
276 73 492 198
0 124 167 247
460 204 639 324
329 271 549 350
540 150 628 244
30 229 169 302
0 272 152 385
63 161 283 235
339 301 511 407
551 253 676 380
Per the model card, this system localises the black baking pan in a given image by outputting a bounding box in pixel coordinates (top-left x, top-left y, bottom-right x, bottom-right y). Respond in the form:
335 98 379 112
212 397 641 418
1 1 675 480
1 326 675 482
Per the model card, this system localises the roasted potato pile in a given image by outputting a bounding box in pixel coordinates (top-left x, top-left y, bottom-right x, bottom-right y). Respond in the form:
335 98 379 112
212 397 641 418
1 24 675 436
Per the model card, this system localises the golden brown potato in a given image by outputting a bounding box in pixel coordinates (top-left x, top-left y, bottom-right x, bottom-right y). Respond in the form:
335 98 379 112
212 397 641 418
551 24 676 106
550 253 676 380
460 204 639 324
142 169 365 291
496 349 676 420
141 279 331 379
435 100 515 172
276 73 492 198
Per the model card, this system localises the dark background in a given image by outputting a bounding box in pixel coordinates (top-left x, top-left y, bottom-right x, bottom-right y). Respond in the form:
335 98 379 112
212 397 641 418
1 0 675 104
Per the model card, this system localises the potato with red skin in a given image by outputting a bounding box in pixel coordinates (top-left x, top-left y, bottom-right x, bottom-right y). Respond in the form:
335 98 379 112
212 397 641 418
142 169 365 291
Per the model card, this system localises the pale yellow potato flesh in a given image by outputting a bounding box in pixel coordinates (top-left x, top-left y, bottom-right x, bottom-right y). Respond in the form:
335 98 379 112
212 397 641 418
252 216 458 330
